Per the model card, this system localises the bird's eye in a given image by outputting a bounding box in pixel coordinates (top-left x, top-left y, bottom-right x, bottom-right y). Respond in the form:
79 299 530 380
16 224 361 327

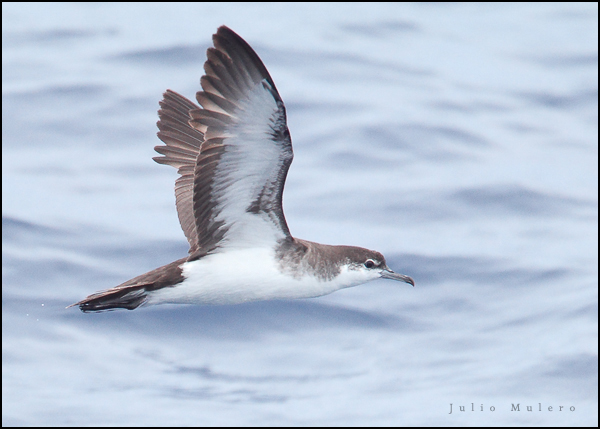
365 259 376 269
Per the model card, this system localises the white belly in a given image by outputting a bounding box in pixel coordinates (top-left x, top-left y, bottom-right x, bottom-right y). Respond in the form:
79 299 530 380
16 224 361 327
145 247 369 305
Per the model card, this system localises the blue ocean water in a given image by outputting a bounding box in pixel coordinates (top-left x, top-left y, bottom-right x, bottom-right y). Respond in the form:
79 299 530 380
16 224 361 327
2 3 597 426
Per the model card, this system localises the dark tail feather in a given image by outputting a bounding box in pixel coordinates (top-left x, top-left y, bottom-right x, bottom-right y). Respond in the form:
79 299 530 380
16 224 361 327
68 257 187 312
67 286 147 312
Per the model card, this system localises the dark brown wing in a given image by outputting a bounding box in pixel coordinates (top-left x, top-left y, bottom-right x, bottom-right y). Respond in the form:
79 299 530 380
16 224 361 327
154 90 204 254
154 26 294 256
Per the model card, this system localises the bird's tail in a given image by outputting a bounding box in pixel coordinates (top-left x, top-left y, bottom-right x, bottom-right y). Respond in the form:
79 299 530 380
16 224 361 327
67 286 147 312
68 257 187 312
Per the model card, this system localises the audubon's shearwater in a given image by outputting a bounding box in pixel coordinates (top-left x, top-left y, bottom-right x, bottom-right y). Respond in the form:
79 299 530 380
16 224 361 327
69 26 414 312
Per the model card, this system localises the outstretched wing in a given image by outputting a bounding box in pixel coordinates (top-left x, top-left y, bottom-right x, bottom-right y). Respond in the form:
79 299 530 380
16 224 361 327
155 90 205 254
154 26 294 258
